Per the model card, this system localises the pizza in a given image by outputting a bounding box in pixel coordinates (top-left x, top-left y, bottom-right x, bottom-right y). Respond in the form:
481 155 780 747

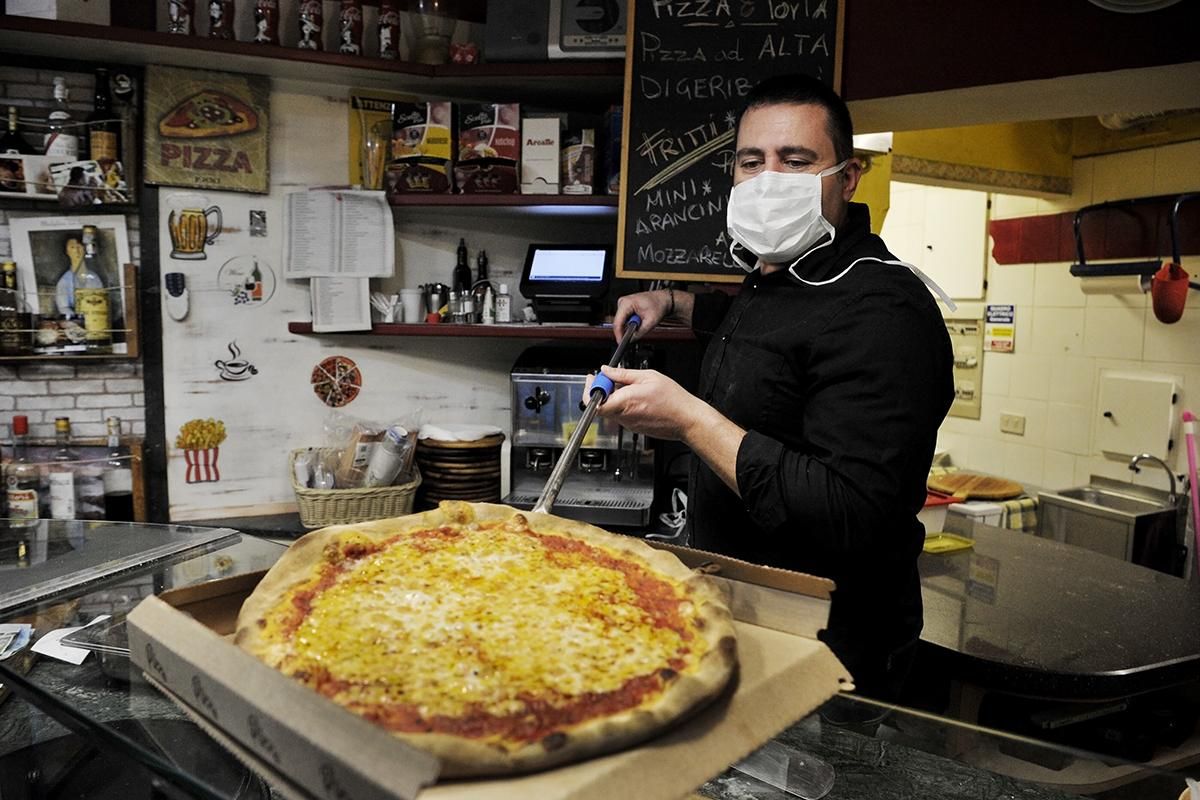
310 355 361 407
234 501 737 777
159 91 259 139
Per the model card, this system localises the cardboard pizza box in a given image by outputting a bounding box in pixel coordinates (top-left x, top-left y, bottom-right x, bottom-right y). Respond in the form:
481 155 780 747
126 547 851 800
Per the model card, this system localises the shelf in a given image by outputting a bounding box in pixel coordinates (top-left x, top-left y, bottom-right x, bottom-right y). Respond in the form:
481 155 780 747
288 322 695 342
0 16 624 106
388 195 618 207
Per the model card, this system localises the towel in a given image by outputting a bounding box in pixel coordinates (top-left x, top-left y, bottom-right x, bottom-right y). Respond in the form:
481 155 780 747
999 496 1038 533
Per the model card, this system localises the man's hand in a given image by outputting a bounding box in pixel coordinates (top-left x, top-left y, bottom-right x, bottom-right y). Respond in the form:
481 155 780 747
590 364 746 494
612 289 694 343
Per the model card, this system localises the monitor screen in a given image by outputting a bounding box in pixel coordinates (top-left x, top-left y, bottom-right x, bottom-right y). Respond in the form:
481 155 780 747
526 248 608 282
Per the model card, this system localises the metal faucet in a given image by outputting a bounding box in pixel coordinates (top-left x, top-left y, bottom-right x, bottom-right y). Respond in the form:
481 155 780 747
1128 453 1178 504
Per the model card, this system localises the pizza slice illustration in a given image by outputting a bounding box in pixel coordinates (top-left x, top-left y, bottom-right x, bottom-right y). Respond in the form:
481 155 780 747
159 91 260 139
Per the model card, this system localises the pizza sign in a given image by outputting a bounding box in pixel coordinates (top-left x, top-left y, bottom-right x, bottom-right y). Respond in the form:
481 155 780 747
145 66 270 194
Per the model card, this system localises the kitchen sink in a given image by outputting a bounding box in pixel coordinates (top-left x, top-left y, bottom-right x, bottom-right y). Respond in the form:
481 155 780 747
1038 475 1188 576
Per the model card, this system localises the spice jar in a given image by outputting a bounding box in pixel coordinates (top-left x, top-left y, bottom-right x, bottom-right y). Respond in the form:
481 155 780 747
208 0 235 39
338 0 364 55
297 0 323 50
253 0 279 44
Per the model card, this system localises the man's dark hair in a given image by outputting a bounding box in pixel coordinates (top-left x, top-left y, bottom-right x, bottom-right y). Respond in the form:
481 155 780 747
736 74 854 163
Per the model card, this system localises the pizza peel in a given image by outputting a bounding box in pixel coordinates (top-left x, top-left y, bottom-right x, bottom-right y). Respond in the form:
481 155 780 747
532 314 641 516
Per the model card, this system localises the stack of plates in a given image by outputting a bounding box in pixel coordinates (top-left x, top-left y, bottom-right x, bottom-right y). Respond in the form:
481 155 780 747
415 434 505 508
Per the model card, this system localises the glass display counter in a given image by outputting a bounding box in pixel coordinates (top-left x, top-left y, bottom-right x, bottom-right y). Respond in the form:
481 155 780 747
0 520 1193 800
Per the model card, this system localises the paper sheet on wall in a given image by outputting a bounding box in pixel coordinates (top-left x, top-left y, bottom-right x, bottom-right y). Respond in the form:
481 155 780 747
283 190 393 277
311 277 372 332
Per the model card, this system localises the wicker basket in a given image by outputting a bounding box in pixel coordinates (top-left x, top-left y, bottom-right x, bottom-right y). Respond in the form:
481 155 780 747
290 449 422 529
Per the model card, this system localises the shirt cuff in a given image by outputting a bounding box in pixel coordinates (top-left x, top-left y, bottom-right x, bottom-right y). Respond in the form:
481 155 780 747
736 429 788 531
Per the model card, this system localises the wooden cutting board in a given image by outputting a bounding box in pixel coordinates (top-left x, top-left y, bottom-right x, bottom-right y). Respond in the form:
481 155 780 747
927 472 1023 500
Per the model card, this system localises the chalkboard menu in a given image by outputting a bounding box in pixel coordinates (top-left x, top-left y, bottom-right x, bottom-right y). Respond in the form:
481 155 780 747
617 0 842 282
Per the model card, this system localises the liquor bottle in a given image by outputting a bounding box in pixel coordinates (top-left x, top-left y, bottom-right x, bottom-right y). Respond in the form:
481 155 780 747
471 249 494 323
378 0 400 59
0 261 28 356
102 416 134 521
5 415 40 526
44 77 79 159
297 0 323 50
209 0 235 39
75 225 112 352
254 0 280 44
86 68 120 168
47 417 78 520
338 0 363 55
167 0 195 34
1 106 35 155
453 238 471 295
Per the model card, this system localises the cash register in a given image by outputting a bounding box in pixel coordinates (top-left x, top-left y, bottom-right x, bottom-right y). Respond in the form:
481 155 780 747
519 243 613 325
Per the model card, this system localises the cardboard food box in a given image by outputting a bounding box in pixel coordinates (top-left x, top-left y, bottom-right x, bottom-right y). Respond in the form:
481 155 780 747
454 103 520 194
561 128 595 195
520 117 560 195
385 102 454 198
127 545 850 800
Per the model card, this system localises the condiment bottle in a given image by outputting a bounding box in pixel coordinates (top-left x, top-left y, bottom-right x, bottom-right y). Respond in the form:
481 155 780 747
378 0 401 59
495 283 512 324
297 0 323 50
254 0 280 44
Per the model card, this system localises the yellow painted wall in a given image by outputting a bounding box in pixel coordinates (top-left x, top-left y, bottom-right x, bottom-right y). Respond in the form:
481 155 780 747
854 152 892 234
894 120 1074 180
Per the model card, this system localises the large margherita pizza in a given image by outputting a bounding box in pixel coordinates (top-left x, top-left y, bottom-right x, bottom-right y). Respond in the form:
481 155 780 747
235 502 737 777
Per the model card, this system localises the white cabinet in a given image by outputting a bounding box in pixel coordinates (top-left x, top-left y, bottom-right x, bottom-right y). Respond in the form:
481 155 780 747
881 181 988 301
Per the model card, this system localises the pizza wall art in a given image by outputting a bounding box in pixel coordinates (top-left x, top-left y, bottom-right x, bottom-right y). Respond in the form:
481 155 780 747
144 66 270 194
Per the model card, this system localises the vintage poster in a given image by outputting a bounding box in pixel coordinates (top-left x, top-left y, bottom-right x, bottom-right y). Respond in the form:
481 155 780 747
144 66 270 194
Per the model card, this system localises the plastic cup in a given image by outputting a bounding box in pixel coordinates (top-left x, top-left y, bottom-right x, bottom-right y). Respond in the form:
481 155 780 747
400 288 424 324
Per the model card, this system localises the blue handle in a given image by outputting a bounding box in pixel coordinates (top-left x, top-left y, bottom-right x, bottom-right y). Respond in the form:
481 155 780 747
589 373 615 403
627 313 642 331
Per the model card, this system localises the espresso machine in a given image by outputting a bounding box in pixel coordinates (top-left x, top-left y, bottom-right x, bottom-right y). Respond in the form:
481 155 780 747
503 345 654 528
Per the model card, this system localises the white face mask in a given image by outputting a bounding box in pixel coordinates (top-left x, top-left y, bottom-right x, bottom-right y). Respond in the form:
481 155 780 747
726 160 848 272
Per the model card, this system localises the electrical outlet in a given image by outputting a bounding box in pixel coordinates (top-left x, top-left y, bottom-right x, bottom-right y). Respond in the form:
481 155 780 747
1000 413 1026 436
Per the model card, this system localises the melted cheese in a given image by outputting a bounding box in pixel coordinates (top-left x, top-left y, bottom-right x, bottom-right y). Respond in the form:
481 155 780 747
263 525 700 721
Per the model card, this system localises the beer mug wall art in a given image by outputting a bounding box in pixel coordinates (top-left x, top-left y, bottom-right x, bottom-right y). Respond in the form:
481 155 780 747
167 194 222 260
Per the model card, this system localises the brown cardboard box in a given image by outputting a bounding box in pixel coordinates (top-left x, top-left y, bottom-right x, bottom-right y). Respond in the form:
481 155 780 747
127 546 849 800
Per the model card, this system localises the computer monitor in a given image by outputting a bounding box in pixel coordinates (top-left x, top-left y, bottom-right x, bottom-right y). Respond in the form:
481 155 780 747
520 244 613 323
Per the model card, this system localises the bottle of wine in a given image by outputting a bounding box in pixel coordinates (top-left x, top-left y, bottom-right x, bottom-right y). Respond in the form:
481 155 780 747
75 225 112 353
102 416 134 521
44 77 79 159
453 238 472 295
0 106 35 155
0 261 29 356
471 249 494 323
5 415 40 527
47 417 78 520
87 68 120 168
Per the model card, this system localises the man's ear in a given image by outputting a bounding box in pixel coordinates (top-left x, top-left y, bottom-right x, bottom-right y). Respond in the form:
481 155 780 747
841 158 863 201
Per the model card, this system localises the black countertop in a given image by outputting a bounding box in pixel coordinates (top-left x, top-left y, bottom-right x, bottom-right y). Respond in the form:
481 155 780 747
919 522 1200 697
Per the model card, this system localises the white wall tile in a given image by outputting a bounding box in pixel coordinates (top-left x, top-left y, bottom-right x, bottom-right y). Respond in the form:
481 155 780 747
980 351 1012 396
1083 306 1147 360
1048 356 1097 406
1043 450 1077 491
990 193 1040 220
1031 307 1084 356
1083 281 1150 309
985 259 1035 307
1046 402 1092 455
1092 148 1156 202
1008 353 1052 400
1033 262 1086 308
1142 312 1200 365
1001 441 1044 487
1152 140 1200 195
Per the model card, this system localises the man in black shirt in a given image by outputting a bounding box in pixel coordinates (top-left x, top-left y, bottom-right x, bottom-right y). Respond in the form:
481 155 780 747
600 74 955 701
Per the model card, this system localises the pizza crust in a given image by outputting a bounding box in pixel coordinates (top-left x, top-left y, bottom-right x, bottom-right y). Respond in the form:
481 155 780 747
235 502 737 777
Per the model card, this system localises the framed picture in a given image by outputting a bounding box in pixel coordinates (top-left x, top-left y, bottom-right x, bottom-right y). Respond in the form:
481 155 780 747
9 214 132 354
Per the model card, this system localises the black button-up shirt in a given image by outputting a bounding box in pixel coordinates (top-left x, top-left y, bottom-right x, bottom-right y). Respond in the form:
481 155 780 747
687 203 954 697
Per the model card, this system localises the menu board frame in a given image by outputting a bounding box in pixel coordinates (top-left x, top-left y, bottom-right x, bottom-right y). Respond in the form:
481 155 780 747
617 0 844 282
